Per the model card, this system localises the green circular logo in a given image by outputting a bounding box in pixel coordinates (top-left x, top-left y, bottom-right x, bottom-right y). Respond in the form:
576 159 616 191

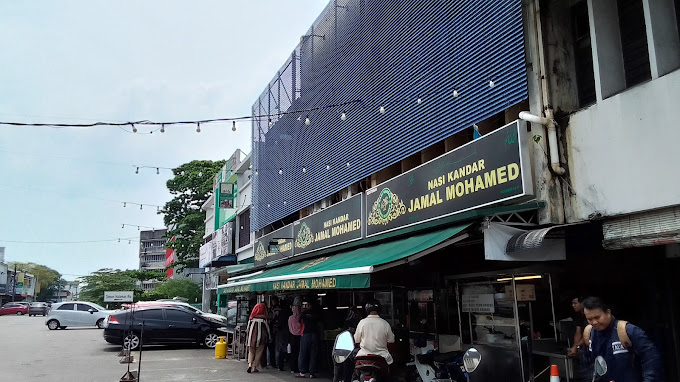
378 188 392 219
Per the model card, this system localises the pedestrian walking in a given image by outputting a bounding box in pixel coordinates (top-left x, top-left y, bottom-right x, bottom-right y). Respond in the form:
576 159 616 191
296 298 321 378
567 296 591 381
288 299 303 374
246 302 271 374
582 296 663 382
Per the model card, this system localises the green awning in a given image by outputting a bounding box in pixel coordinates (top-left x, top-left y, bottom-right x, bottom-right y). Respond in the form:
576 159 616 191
219 223 470 293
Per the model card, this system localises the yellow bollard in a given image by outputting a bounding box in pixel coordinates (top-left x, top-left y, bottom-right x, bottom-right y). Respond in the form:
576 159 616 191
215 336 227 359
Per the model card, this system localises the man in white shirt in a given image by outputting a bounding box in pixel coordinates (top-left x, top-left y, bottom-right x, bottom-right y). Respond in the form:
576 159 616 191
354 299 395 365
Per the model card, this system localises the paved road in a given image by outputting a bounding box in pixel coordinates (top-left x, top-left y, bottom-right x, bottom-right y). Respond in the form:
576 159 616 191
0 314 324 382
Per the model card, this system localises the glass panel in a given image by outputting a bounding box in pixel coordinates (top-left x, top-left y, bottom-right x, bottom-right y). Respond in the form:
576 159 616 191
76 304 92 312
58 303 75 311
460 282 517 348
166 309 193 322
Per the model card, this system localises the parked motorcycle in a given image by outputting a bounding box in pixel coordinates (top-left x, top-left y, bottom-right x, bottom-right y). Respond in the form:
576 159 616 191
410 346 482 382
332 330 359 382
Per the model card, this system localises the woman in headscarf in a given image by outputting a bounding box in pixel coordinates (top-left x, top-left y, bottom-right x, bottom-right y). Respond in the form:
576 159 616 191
288 298 304 374
246 302 271 373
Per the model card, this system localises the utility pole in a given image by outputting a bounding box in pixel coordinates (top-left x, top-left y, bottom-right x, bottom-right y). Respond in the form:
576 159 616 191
12 264 16 302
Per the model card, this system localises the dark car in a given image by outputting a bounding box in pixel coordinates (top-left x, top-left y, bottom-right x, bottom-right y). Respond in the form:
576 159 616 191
29 302 49 317
103 307 228 350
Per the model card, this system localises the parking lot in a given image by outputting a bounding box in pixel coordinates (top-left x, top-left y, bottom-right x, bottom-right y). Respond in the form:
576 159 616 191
0 314 314 382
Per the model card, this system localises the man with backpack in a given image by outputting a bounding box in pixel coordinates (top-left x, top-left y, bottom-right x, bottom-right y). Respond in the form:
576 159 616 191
582 296 663 382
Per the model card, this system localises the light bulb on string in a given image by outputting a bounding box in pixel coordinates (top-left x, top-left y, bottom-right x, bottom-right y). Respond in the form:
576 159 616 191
302 167 307 173
198 171 203 177
196 122 201 133
135 167 139 174
156 168 159 175
123 202 127 208
453 90 459 97
132 123 137 133
140 205 143 210
160 124 165 133
279 168 283 175
379 106 385 114
326 164 331 170
122 224 125 229
118 238 120 243
417 98 422 104
128 240 131 244
232 121 236 132
255 170 258 176
137 226 140 230
156 206 160 212
297 115 302 121
346 162 351 167
340 112 347 121
268 119 273 128
489 80 495 88
304 116 311 126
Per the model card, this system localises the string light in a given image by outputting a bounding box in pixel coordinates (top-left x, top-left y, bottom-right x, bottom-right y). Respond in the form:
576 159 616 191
304 116 311 126
160 123 165 133
302 167 306 173
379 106 385 114
489 80 495 88
135 167 139 174
453 90 459 97
123 202 127 207
156 168 159 174
140 205 143 210
340 112 347 121
232 121 236 132
417 98 422 104
122 201 160 210
268 119 273 128
0 237 137 244
132 123 137 133
196 122 201 133
279 168 283 175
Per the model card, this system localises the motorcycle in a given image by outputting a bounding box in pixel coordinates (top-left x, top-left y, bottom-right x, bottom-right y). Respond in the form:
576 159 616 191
409 346 483 382
332 330 359 382
332 330 390 382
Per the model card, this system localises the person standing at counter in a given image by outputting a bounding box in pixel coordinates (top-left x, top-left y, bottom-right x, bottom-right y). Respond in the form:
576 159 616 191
568 296 590 381
246 302 271 374
296 298 321 378
288 298 304 374
582 296 663 382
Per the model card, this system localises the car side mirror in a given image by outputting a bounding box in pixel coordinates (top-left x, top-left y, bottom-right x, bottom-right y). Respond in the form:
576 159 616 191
88 309 95 314
192 317 198 323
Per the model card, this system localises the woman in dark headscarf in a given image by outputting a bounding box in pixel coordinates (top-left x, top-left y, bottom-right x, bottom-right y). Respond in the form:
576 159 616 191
246 302 271 373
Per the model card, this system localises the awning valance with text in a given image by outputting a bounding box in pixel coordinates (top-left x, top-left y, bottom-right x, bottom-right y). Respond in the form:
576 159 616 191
219 223 471 294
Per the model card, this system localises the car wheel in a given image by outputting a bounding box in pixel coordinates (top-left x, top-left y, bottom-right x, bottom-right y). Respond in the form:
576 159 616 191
203 332 219 349
47 319 60 330
16 312 23 316
123 333 141 350
96 318 105 329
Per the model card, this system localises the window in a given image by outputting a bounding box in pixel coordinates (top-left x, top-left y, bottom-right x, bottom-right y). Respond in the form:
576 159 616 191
572 1 596 106
137 309 164 321
76 304 94 312
238 209 251 248
617 0 651 87
57 303 75 311
165 309 193 322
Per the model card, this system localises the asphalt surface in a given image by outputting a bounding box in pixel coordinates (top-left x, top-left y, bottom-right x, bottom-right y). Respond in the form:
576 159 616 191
0 314 325 382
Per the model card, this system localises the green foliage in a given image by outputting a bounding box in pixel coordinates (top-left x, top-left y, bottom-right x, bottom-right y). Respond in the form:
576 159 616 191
79 268 164 306
160 160 226 272
8 262 61 301
140 278 202 304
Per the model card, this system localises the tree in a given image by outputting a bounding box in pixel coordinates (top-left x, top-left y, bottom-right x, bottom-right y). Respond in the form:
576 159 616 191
141 278 202 304
160 160 226 272
79 268 164 306
8 262 61 301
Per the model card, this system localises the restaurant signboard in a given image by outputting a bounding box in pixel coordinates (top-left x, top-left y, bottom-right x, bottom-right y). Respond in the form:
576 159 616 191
365 120 532 236
254 224 294 266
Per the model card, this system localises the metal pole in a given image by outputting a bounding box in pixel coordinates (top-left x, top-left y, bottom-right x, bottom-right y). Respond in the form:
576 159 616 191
548 273 558 341
511 276 526 382
12 265 16 302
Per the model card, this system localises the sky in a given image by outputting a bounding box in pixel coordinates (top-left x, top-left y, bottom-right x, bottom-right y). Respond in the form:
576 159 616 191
0 1 329 280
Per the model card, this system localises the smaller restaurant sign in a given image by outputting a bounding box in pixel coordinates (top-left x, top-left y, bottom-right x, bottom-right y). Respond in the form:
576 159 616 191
254 224 294 266
293 193 364 256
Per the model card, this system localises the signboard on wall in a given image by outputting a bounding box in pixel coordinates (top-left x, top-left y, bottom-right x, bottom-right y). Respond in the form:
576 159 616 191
0 262 7 294
218 182 235 208
293 193 364 256
461 293 495 313
365 121 532 236
199 239 213 268
254 224 294 266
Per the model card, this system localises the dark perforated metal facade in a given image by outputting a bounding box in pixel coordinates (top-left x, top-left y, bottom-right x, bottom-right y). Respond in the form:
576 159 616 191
252 0 528 231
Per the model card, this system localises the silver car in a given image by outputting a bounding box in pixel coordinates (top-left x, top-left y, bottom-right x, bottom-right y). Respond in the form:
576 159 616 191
45 301 113 330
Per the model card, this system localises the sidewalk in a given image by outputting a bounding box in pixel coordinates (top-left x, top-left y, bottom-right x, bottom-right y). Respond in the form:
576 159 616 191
223 358 333 381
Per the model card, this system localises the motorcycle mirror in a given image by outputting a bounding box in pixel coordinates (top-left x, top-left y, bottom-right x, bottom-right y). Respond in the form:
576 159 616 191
332 330 354 364
594 356 607 378
463 348 482 373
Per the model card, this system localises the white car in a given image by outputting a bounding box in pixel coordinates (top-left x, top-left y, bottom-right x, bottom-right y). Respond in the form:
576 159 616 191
45 301 113 330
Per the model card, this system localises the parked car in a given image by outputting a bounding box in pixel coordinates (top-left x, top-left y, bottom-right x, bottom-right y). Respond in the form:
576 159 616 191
45 301 113 330
103 306 228 350
29 302 50 316
0 303 29 316
121 301 228 325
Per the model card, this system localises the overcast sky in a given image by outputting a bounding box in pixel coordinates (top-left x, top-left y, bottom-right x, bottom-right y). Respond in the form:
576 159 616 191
0 1 329 280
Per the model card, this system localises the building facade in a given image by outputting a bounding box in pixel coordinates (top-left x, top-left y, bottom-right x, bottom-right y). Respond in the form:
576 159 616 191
220 0 680 380
139 229 168 291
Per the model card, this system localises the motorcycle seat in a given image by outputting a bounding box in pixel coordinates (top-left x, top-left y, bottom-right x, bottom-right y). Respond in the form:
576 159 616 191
433 351 464 364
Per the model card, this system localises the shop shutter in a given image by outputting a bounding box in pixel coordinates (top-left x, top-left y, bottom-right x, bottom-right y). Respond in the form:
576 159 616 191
603 206 680 249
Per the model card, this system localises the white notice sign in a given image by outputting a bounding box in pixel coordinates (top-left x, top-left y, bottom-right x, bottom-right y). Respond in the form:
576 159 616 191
104 291 134 302
461 293 495 313
505 284 536 302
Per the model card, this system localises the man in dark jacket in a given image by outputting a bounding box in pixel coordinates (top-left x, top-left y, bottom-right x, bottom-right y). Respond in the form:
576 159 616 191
582 297 663 382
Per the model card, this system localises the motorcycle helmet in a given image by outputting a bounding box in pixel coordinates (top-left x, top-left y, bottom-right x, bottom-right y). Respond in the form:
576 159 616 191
364 299 381 314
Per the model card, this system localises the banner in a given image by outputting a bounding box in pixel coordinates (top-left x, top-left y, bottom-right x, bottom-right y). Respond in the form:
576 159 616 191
365 121 532 236
484 222 565 261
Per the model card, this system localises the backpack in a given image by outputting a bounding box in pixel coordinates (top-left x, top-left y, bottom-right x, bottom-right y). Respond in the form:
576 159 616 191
583 320 632 349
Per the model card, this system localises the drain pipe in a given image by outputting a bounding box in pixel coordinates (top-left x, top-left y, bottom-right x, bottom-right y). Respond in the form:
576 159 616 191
519 111 566 175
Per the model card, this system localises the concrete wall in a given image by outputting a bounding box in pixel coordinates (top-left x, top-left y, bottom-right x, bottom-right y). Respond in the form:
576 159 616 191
565 68 680 221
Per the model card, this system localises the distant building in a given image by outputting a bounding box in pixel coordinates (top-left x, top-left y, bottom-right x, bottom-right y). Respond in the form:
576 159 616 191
139 229 168 291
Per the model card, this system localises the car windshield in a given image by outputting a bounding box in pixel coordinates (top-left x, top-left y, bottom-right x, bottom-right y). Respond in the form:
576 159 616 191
88 303 106 311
